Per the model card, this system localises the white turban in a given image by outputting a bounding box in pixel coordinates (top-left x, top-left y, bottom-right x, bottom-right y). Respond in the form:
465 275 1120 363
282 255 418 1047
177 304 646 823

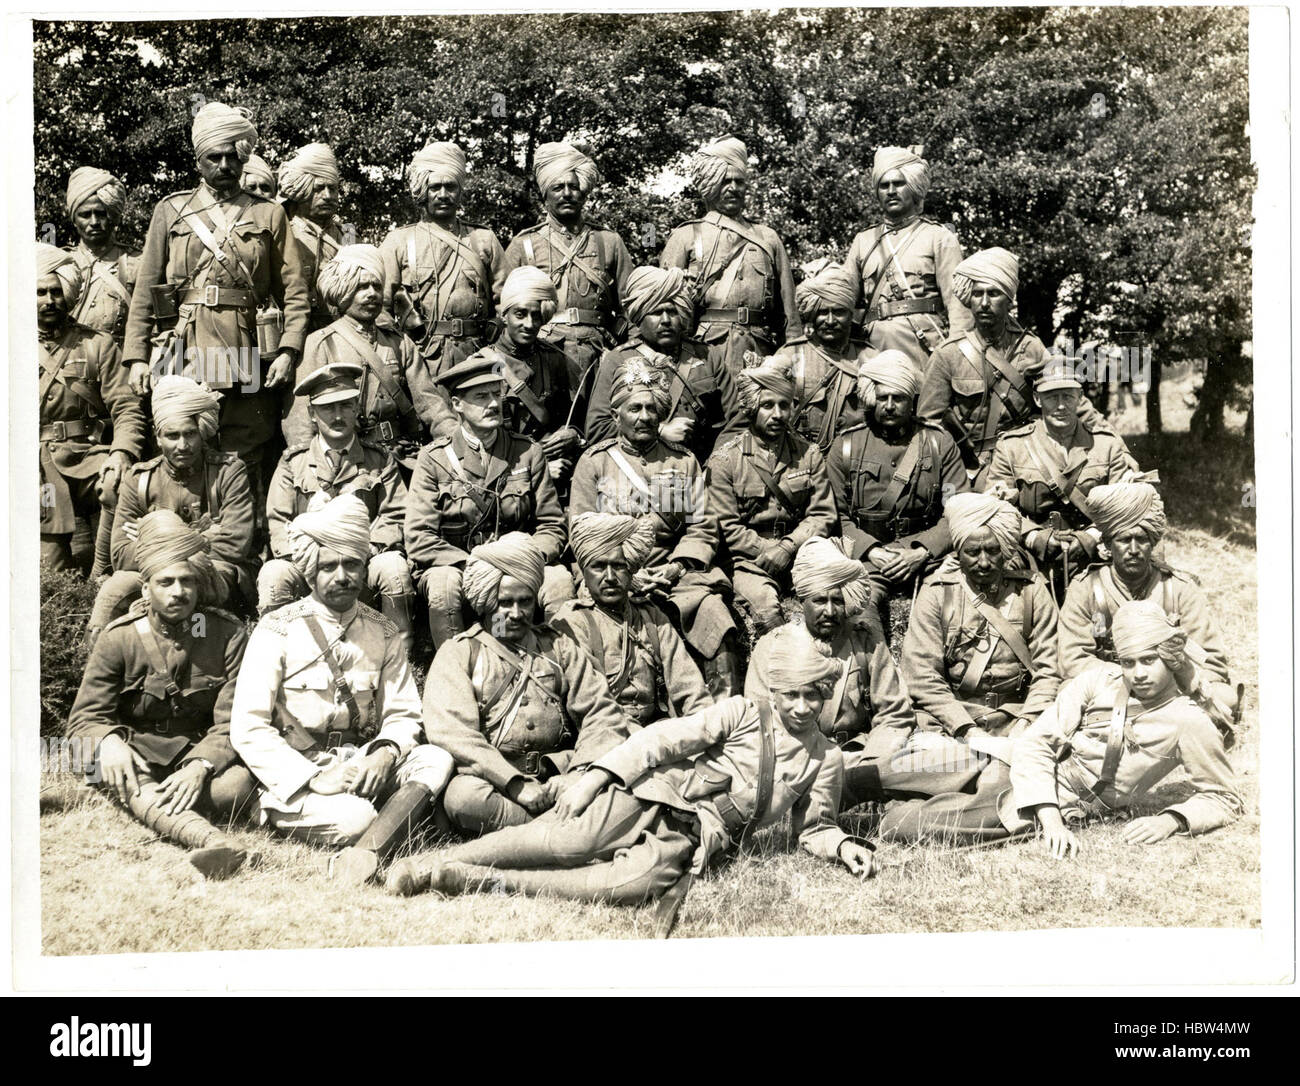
791 536 871 613
569 512 658 572
944 491 1024 564
316 244 386 312
1087 483 1167 542
66 167 126 220
191 102 258 161
534 142 600 195
408 141 467 200
240 153 275 189
278 143 340 204
134 509 219 601
689 136 749 202
795 263 857 320
151 375 221 441
462 532 547 615
871 145 931 206
857 350 920 402
622 266 693 327
952 248 1020 308
736 354 795 414
766 621 841 692
36 243 84 310
499 265 558 319
286 493 372 581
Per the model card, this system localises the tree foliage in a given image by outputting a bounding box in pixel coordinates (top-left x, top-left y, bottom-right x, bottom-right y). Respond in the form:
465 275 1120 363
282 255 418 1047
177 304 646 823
33 8 1252 431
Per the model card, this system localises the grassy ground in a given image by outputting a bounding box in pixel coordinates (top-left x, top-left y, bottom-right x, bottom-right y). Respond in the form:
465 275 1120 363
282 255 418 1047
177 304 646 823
38 372 1261 954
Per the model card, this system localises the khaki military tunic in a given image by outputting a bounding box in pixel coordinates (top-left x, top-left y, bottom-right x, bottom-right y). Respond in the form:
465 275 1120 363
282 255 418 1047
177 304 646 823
288 214 344 332
67 241 140 344
777 339 872 452
460 340 576 447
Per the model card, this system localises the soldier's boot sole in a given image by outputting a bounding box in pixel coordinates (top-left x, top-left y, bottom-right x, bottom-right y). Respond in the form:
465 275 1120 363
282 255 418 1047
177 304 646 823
188 845 248 881
330 847 380 886
384 858 432 897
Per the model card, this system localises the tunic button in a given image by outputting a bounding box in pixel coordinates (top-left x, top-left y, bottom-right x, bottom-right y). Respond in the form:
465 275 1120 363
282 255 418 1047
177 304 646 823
526 723 536 731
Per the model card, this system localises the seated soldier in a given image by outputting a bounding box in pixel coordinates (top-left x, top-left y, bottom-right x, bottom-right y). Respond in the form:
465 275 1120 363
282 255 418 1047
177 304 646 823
827 351 969 640
901 492 1061 755
261 362 416 656
405 354 574 649
88 376 256 644
986 363 1142 600
553 511 714 728
570 356 742 696
586 265 742 466
778 262 872 452
879 600 1242 852
459 266 582 487
284 244 455 463
68 511 258 879
1059 482 1234 698
424 533 636 838
706 354 837 635
387 623 876 925
230 494 455 884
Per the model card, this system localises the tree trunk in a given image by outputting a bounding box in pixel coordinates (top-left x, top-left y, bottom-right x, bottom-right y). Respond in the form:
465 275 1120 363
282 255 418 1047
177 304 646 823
1145 353 1162 435
1190 340 1241 443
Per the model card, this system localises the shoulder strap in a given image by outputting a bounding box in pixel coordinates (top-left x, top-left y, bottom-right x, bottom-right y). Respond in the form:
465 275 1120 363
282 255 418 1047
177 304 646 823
740 698 778 849
870 430 927 514
1077 682 1130 805
331 321 416 417
187 205 259 294
1019 431 1095 520
743 432 801 520
969 594 1034 673
302 614 362 733
138 465 154 507
38 351 63 407
493 348 550 424
132 617 182 699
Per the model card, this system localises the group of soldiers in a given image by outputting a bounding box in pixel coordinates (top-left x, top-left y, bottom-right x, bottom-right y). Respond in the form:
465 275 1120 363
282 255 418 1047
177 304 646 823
44 102 1244 931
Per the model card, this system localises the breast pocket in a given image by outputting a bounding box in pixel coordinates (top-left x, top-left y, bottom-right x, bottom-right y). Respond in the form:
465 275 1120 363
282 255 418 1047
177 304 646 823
851 459 884 507
499 474 536 528
282 664 336 737
950 377 988 404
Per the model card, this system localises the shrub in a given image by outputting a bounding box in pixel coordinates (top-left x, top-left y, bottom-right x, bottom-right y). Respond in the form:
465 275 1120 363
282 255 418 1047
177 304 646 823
40 568 97 736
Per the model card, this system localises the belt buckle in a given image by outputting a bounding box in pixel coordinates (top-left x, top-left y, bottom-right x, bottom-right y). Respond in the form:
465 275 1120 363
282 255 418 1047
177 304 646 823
523 751 541 776
378 421 396 441
771 519 787 538
735 306 750 325
984 692 1000 708
327 730 344 750
833 731 849 747
52 421 67 441
449 318 464 337
203 284 220 307
564 307 580 324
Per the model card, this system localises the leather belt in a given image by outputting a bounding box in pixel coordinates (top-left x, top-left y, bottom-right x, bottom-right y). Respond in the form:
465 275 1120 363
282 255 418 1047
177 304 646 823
709 792 749 838
40 418 105 442
701 306 767 329
431 318 486 337
359 418 398 442
508 750 544 777
547 307 604 326
180 286 258 309
866 295 943 321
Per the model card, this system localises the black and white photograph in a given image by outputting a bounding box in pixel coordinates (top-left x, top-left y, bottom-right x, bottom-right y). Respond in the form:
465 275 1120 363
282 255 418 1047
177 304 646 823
5 1 1293 1003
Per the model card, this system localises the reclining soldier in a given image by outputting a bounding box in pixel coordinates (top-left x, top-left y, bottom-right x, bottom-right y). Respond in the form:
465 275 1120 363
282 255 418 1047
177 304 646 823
67 511 258 879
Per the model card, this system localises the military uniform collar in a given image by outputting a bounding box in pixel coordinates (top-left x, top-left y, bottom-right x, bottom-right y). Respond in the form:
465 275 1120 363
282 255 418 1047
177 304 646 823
341 315 377 341
865 418 918 446
306 594 359 629
196 180 244 207
160 453 206 482
73 240 122 265
615 434 659 458
145 608 192 643
313 434 361 463
543 213 585 237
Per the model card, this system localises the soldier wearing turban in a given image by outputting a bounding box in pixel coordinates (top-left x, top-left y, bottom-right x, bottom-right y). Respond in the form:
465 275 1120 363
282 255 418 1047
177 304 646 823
38 243 145 575
585 265 743 466
499 140 632 413
240 154 276 201
64 166 139 347
881 598 1242 853
68 510 261 880
1058 483 1233 689
278 143 345 331
89 374 257 646
122 100 310 531
661 136 800 379
899 490 1061 753
287 244 452 461
380 141 505 372
231 492 456 883
843 145 972 377
707 354 837 635
423 531 638 839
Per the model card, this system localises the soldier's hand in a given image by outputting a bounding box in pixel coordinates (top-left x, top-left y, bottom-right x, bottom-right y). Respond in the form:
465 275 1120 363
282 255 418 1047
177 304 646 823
1120 813 1181 845
838 841 876 879
755 543 791 575
157 759 209 815
123 519 140 542
1156 630 1193 681
506 778 554 816
876 545 928 582
96 452 131 505
128 362 152 397
553 768 612 820
309 762 353 795
546 457 572 481
658 416 694 446
263 350 296 389
1035 805 1080 860
541 426 580 456
350 747 399 801
97 735 141 804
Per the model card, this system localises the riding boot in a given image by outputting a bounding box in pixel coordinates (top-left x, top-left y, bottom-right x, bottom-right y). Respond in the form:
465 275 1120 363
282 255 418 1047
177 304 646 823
127 784 250 880
702 637 742 699
331 782 432 886
380 592 416 659
842 763 886 808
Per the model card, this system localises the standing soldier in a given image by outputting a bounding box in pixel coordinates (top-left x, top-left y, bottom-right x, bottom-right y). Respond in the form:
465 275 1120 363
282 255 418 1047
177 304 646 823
123 101 310 520
278 142 345 333
37 244 145 573
827 352 968 640
842 145 970 378
262 362 417 656
404 356 573 649
88 376 257 643
660 136 800 378
986 365 1142 600
68 511 259 879
500 140 632 409
285 244 454 462
239 154 277 202
569 358 741 696
380 141 505 372
230 494 456 885
424 534 637 837
586 265 743 466
778 262 872 453
705 355 837 636
64 167 139 346
553 512 715 730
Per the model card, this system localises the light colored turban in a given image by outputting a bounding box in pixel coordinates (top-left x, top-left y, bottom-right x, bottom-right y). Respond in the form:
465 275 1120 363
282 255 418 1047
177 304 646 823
240 154 275 189
462 532 546 615
569 512 658 571
609 357 673 416
766 621 841 692
689 136 749 202
534 141 600 195
857 350 920 402
151 375 221 441
278 143 340 204
191 102 258 161
944 491 1024 564
499 265 558 318
286 493 372 582
316 244 386 312
1111 599 1183 659
736 354 795 414
1087 483 1167 542
36 243 84 310
790 536 872 615
408 141 467 199
622 266 693 327
795 263 857 321
871 145 931 205
951 247 1020 308
65 167 126 220
134 509 217 595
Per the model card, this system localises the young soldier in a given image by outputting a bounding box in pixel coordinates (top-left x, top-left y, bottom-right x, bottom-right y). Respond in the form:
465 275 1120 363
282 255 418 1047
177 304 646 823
706 354 837 635
64 166 139 347
279 142 346 333
231 494 455 884
240 154 277 201
423 533 636 837
388 623 876 925
880 600 1242 851
68 511 258 879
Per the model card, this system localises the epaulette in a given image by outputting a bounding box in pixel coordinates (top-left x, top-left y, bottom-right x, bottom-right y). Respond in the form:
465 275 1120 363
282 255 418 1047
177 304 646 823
202 606 244 629
586 436 619 453
713 432 745 455
103 598 148 634
355 600 399 638
282 442 312 458
428 433 454 449
514 222 545 236
1001 422 1037 438
127 454 165 474
918 215 955 233
838 422 870 437
256 596 316 635
162 188 196 204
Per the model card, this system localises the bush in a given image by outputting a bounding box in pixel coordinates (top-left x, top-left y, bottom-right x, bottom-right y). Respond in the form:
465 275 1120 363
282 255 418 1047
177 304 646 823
40 568 98 736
